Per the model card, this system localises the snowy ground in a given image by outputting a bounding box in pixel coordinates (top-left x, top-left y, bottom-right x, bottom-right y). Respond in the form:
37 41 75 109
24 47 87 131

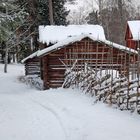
0 64 140 140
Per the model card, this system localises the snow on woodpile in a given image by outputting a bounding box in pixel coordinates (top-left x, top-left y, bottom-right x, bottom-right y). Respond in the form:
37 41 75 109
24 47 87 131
128 20 140 40
39 25 106 44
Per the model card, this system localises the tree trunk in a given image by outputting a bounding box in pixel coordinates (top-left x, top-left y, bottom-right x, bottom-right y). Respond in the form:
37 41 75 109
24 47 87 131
4 46 8 73
49 0 54 25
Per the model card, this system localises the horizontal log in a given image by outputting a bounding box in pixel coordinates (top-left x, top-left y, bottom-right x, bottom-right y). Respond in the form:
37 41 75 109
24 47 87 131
49 80 64 83
25 66 40 69
49 77 64 80
25 62 40 65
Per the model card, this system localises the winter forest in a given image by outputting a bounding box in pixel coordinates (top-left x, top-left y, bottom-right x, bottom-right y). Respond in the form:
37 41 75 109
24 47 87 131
1 0 140 64
0 0 140 140
0 0 69 65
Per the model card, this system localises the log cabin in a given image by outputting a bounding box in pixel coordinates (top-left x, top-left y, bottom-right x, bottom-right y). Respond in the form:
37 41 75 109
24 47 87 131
22 25 106 78
125 20 140 50
22 25 138 89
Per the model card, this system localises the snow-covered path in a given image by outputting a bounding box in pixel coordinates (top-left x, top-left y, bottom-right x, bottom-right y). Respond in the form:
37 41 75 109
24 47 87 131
0 64 140 140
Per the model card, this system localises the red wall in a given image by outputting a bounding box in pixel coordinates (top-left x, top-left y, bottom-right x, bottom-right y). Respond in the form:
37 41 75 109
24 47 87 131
125 24 138 50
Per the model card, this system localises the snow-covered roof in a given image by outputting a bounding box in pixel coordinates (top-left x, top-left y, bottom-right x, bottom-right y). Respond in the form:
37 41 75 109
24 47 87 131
100 39 137 54
127 20 140 40
22 34 137 63
39 25 106 45
37 34 138 57
21 51 39 63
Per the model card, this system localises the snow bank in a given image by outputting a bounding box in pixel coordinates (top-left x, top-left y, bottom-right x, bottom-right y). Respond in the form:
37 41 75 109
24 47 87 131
1 64 140 140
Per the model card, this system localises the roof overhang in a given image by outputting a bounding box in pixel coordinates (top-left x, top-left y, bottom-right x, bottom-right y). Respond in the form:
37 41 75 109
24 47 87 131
21 34 138 63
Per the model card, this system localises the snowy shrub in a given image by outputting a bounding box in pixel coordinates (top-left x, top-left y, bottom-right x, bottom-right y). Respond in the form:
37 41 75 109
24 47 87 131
19 75 44 90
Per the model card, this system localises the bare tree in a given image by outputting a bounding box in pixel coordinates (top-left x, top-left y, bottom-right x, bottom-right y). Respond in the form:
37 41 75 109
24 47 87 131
86 0 134 45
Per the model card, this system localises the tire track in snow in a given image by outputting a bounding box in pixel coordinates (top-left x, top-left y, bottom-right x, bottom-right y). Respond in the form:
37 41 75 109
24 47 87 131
30 98 68 140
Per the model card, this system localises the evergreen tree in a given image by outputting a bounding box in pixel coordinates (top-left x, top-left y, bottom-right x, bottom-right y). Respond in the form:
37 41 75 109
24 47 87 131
0 0 70 63
15 0 69 60
38 0 69 25
0 0 27 72
0 0 27 40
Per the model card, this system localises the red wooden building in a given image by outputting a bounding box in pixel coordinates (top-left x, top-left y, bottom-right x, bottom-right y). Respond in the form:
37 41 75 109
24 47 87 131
22 25 138 89
125 20 140 50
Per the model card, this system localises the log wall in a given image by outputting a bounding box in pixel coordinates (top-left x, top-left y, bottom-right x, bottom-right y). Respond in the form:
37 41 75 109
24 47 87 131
25 57 40 76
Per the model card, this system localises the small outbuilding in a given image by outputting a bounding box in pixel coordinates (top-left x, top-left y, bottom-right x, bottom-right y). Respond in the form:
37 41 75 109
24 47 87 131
22 25 138 89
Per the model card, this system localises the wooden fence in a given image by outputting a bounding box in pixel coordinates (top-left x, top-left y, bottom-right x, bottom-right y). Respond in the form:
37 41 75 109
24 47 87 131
62 60 140 114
